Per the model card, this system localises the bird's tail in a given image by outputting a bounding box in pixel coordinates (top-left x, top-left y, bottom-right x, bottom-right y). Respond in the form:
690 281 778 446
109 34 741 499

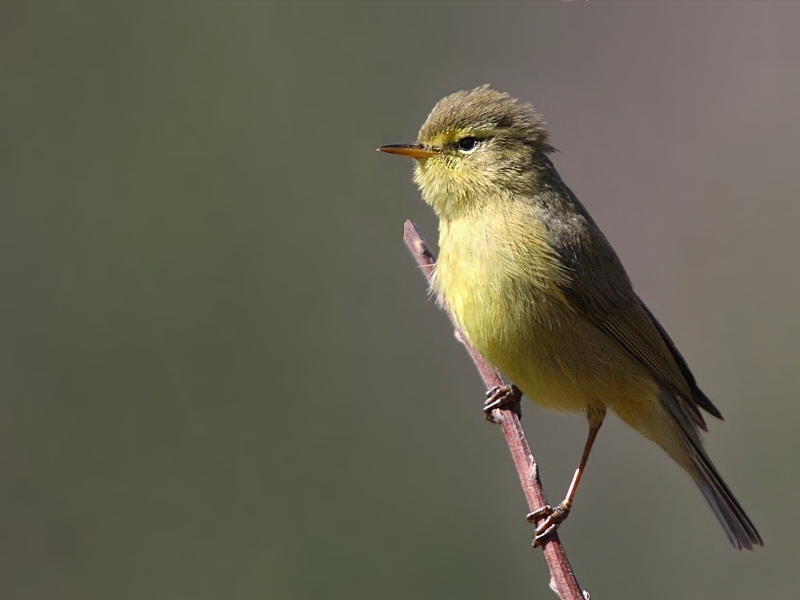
689 438 763 550
656 389 763 550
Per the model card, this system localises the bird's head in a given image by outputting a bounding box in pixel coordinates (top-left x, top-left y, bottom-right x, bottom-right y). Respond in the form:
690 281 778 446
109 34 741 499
379 85 554 221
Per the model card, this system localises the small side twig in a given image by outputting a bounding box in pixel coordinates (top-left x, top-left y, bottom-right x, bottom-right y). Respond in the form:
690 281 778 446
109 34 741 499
403 220 586 600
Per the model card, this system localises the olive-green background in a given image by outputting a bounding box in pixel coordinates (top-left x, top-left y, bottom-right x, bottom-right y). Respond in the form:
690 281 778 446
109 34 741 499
2 2 798 599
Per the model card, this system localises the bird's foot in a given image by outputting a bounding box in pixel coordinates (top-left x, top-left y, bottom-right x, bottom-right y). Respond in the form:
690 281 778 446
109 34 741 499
483 384 522 422
527 499 572 548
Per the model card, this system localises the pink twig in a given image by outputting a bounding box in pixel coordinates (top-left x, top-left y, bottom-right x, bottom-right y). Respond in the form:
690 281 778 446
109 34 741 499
403 220 586 600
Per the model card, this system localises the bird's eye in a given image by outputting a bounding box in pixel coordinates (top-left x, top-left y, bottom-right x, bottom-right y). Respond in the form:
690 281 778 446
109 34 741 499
458 137 479 152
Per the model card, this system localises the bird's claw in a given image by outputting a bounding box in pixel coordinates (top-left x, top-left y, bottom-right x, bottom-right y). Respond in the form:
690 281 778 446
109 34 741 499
526 500 572 548
483 384 522 422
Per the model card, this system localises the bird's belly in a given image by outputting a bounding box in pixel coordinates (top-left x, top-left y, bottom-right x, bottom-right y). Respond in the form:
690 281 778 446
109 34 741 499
497 322 656 416
448 279 656 417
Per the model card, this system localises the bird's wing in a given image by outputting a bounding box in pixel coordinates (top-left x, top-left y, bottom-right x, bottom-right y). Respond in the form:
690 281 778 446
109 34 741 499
563 285 720 429
541 192 723 428
637 300 723 421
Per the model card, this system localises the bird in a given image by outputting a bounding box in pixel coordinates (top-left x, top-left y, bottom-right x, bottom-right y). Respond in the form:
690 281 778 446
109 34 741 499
379 85 762 550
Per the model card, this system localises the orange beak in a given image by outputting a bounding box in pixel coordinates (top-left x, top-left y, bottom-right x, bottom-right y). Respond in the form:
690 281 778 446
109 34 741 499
378 143 437 159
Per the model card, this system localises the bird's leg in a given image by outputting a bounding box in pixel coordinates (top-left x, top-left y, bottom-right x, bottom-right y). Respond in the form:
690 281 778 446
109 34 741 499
528 410 605 547
484 384 522 422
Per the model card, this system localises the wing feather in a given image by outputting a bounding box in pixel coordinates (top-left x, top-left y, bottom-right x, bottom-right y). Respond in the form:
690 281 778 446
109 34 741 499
564 288 712 430
531 176 723 428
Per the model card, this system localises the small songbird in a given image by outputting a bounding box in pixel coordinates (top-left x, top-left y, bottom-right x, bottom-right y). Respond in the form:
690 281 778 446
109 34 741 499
379 86 762 550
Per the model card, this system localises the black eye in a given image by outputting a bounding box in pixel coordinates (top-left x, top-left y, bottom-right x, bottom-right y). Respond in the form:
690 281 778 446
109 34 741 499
458 137 479 152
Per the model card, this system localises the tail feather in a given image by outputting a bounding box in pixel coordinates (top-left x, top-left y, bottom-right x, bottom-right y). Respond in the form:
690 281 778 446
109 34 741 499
691 440 763 550
658 389 762 549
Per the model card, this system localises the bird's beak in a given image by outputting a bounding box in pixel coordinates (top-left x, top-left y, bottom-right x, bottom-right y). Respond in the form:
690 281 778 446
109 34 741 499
378 143 437 159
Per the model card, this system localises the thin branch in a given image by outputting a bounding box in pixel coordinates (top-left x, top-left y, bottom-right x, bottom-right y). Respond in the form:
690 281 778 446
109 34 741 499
402 220 587 600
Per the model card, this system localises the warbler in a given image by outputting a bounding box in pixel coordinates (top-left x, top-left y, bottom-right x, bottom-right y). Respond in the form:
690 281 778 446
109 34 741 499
379 85 762 550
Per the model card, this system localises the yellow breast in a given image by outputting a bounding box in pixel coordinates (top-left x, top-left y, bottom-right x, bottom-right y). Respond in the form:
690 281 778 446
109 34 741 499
435 202 654 416
436 202 567 356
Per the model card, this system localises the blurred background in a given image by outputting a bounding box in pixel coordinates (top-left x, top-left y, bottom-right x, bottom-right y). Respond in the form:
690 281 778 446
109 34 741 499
2 2 799 599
